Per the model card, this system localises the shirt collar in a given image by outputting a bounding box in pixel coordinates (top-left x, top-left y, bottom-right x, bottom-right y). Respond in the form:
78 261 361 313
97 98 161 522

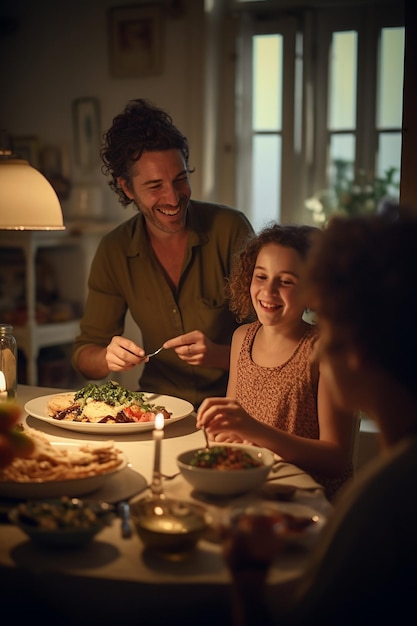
126 200 208 257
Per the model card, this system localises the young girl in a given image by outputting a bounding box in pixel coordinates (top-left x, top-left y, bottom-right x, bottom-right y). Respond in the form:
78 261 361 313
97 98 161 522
196 223 354 500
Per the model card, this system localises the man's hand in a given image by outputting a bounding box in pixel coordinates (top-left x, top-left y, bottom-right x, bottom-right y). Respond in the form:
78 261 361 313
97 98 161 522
105 336 147 372
163 330 230 370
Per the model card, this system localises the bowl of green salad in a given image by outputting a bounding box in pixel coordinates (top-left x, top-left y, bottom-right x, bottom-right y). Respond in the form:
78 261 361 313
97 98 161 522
177 443 274 497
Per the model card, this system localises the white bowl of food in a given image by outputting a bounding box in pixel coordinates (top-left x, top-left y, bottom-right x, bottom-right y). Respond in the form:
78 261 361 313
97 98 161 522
176 443 274 497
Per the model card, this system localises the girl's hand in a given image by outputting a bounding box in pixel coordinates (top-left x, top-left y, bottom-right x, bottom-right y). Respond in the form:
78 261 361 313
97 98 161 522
213 432 247 444
196 397 256 441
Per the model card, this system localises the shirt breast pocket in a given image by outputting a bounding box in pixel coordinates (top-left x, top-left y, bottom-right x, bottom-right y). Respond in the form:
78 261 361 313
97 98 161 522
196 298 235 341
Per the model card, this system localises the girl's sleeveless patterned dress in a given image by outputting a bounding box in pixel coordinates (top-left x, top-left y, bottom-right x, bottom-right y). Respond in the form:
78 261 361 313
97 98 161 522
235 321 352 500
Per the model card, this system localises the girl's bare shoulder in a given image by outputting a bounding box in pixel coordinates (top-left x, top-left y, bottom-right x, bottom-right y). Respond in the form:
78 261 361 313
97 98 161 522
232 322 255 343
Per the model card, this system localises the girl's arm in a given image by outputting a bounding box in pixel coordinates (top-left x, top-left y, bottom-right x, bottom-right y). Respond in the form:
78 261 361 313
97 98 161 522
226 325 248 397
197 367 354 477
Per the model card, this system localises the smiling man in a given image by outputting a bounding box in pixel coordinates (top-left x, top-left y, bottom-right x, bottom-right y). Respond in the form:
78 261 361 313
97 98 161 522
72 99 253 408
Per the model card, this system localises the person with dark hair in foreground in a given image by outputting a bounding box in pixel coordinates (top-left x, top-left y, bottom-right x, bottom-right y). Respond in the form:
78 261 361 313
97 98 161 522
223 209 417 625
72 99 253 408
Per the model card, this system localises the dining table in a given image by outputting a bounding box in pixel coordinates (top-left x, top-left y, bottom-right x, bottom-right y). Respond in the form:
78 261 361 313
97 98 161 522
0 384 333 626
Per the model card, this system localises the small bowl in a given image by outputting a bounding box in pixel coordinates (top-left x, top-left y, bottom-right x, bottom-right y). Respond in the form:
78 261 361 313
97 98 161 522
9 497 114 549
130 496 210 559
176 443 274 497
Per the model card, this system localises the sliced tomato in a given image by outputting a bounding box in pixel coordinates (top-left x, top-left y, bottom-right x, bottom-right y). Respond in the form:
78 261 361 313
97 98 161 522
139 412 155 422
124 405 145 419
123 406 156 422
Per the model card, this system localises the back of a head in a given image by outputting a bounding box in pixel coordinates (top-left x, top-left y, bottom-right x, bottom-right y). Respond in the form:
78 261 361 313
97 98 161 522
307 207 417 397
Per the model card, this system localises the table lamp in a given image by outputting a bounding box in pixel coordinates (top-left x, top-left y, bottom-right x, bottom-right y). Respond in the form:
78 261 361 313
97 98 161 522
0 137 65 400
0 145 65 230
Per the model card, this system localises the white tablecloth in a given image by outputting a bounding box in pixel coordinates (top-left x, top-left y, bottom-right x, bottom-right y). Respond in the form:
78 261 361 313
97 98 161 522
0 385 333 626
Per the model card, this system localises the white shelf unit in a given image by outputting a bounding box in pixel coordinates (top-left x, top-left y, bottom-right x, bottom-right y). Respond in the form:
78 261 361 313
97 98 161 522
0 225 114 386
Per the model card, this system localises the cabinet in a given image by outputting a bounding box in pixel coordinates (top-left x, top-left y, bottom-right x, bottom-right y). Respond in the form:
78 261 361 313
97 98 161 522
0 224 114 386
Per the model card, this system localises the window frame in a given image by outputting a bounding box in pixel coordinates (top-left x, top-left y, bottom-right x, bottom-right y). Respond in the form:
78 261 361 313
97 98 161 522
235 14 299 226
312 4 404 196
232 1 405 227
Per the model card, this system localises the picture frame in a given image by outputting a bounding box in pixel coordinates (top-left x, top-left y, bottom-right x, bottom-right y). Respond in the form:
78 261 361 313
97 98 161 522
11 136 40 168
72 97 101 170
108 5 164 77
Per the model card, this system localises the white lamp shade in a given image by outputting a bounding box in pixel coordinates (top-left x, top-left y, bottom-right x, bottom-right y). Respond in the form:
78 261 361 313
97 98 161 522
0 159 65 230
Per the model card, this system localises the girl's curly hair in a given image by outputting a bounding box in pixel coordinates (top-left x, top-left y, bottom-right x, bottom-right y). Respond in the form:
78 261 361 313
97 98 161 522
227 222 321 322
101 98 192 207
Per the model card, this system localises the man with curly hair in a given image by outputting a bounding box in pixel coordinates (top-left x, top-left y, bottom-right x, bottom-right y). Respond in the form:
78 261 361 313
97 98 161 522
72 99 253 408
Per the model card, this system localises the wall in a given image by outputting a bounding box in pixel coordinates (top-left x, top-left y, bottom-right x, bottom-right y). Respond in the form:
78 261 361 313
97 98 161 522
0 0 208 389
0 0 206 223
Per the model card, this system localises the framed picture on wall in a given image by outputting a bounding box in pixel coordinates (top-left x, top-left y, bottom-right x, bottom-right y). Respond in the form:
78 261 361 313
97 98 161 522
72 97 101 170
108 5 164 77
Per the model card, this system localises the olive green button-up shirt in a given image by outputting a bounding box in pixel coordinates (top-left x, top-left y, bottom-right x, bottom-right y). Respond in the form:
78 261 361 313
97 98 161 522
72 200 253 408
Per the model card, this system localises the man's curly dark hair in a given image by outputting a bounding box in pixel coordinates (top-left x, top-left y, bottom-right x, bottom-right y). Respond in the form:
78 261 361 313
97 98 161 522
227 222 321 322
101 98 192 207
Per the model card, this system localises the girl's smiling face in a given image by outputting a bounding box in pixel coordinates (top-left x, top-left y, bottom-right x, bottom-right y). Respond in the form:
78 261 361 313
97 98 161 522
250 243 307 327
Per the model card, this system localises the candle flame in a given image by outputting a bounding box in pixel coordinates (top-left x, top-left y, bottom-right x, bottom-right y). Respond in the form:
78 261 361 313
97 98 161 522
155 412 164 430
0 371 5 392
153 505 164 516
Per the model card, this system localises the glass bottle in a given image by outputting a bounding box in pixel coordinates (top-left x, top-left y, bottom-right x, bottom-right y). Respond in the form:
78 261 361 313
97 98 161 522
0 324 17 401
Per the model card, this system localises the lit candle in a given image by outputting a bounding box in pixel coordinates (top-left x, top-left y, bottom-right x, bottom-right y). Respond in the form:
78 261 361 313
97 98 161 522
0 371 7 401
151 413 165 496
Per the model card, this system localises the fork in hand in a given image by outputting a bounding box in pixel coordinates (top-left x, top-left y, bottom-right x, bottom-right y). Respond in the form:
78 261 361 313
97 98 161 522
145 346 164 359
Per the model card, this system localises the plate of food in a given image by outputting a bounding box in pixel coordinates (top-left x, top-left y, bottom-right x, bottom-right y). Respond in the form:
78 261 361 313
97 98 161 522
228 501 327 550
0 428 128 499
24 380 194 434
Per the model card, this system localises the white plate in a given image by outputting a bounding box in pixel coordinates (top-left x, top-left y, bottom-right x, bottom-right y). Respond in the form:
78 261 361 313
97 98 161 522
24 392 194 435
0 443 128 500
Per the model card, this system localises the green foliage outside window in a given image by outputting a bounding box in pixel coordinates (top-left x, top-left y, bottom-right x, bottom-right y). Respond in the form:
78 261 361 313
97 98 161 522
305 160 400 225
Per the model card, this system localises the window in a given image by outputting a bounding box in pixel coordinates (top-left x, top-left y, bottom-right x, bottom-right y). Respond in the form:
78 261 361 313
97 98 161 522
377 27 404 182
235 15 298 229
234 2 405 227
328 31 357 186
321 12 404 206
252 34 282 230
